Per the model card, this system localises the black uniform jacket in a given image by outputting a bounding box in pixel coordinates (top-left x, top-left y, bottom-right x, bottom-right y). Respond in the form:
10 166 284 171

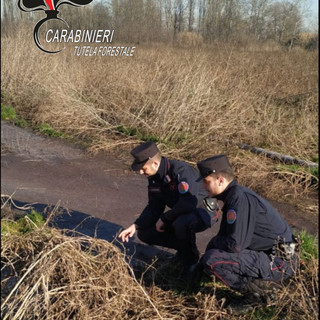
211 180 293 253
134 157 208 229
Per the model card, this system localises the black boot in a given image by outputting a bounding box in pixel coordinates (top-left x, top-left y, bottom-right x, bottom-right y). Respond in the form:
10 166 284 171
167 251 184 263
239 279 281 305
177 262 204 285
227 281 267 314
251 279 282 292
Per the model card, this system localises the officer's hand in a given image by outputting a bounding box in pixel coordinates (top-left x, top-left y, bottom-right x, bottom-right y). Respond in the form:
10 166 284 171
118 224 137 242
156 219 165 232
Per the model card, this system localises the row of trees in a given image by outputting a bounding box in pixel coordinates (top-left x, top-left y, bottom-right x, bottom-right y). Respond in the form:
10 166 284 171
1 0 318 46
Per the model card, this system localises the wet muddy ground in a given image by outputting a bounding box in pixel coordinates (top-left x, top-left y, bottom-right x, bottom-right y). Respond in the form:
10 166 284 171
1 120 318 263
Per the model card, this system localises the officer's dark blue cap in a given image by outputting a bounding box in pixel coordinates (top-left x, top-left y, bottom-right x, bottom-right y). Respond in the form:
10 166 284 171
196 154 231 181
130 141 159 171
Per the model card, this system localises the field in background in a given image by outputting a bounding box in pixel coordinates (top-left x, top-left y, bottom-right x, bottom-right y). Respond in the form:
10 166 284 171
1 27 318 205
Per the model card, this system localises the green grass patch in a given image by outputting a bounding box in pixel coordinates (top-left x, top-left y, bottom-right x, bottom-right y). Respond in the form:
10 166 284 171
298 230 318 260
141 134 160 143
251 306 282 319
1 210 45 237
309 166 319 178
276 163 318 187
1 103 66 139
115 124 160 143
1 104 16 121
276 163 318 176
1 104 27 127
35 123 67 138
115 124 193 145
116 125 138 137
1 99 68 139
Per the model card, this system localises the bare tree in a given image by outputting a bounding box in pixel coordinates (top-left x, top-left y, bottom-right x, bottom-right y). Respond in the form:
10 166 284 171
201 0 224 42
1 0 309 46
2 0 24 34
198 0 206 35
247 0 269 40
265 1 302 44
173 0 186 38
188 0 195 31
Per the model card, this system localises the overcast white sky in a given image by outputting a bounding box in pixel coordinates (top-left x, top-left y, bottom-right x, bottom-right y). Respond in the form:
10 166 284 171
310 0 318 13
305 0 319 31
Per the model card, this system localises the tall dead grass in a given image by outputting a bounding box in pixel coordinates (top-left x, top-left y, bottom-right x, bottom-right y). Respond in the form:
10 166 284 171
1 221 318 320
1 227 184 319
1 26 318 200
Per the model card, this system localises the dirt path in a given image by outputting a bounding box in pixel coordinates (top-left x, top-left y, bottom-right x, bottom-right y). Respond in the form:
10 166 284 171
1 121 318 262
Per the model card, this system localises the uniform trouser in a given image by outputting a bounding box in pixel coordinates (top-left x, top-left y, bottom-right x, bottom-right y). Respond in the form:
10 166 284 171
201 248 297 291
137 211 208 266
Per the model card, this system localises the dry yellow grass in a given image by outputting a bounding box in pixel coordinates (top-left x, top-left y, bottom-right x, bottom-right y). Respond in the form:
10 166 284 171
1 225 190 320
1 218 318 320
1 26 318 202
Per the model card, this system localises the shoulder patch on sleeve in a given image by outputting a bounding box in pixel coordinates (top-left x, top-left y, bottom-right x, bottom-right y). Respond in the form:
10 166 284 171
226 209 237 224
178 181 189 194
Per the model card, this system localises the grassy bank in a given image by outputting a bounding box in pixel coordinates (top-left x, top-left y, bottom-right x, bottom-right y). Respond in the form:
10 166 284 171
1 205 318 320
1 27 318 203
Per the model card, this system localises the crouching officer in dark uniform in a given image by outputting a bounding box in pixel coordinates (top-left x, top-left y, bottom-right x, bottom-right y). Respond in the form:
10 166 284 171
119 141 218 280
196 154 298 303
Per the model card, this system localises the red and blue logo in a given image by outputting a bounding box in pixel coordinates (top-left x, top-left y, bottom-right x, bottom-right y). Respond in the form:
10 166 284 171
226 209 237 224
178 181 189 194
